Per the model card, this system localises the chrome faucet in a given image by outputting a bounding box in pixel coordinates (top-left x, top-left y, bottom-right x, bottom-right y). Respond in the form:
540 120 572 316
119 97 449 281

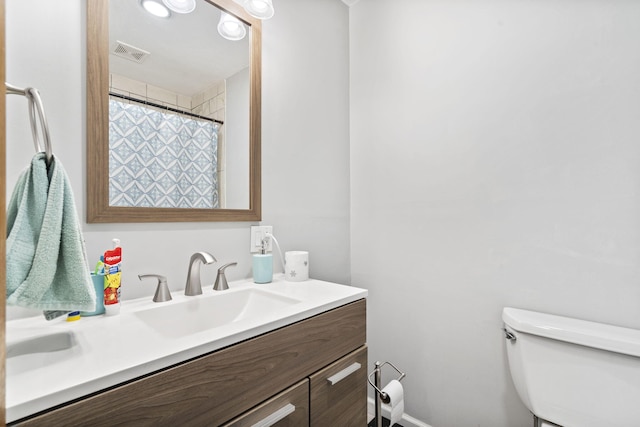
185 251 216 296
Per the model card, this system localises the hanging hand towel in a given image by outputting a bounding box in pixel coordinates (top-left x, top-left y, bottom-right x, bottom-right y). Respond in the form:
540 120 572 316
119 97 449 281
6 153 96 314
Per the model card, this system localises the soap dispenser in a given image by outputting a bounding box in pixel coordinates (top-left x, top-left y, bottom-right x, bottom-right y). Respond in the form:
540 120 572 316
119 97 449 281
253 239 273 284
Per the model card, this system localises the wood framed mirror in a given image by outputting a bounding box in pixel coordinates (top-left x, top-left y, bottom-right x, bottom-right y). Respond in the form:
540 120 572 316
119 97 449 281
87 0 261 223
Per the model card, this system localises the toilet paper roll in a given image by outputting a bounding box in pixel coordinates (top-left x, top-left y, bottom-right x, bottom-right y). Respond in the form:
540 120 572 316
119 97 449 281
284 251 309 282
382 380 404 426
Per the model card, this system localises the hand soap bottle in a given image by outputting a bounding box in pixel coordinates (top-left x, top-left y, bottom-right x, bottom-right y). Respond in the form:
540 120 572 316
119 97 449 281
253 240 272 284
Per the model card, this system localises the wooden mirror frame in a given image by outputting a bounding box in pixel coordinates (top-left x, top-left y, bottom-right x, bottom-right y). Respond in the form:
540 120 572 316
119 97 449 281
86 0 261 223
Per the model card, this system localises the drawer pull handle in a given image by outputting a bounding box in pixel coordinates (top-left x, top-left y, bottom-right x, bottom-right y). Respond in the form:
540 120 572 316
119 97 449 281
251 403 295 427
327 362 362 385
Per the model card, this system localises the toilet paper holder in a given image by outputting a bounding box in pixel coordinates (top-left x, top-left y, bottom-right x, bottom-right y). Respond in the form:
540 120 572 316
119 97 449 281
368 361 405 426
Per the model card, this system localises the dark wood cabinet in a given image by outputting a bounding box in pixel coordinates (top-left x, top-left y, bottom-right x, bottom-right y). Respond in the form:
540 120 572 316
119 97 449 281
13 300 366 427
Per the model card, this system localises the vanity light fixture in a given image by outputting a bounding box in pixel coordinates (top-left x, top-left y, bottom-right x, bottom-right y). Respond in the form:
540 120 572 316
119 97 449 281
162 0 196 14
141 0 171 18
217 12 247 41
243 0 275 19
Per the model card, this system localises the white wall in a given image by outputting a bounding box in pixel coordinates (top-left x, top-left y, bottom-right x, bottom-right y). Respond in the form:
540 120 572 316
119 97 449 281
261 0 351 282
350 1 640 426
225 67 250 209
5 0 350 316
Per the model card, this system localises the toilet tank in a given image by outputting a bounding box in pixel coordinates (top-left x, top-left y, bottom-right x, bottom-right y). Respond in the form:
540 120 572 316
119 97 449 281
502 307 640 427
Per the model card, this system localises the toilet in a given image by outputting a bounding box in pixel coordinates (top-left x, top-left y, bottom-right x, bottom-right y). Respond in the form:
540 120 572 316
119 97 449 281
502 307 640 427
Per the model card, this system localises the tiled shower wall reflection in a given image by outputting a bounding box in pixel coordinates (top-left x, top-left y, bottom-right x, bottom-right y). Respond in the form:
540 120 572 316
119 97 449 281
109 73 225 121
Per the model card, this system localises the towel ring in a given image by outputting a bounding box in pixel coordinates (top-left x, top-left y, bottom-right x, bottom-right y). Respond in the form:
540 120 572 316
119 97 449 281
26 88 53 163
6 82 53 164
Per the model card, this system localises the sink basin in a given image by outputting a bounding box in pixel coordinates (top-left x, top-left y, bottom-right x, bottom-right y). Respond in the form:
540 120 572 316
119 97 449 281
134 288 301 338
7 332 77 376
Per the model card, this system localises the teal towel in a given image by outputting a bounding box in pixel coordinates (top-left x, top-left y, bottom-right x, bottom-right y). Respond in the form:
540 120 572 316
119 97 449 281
6 153 97 313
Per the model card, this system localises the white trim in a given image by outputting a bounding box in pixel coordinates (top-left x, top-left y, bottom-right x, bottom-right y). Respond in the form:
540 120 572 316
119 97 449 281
367 398 432 427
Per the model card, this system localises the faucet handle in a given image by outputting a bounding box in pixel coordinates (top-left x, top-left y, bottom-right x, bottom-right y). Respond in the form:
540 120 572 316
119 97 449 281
138 274 172 303
213 262 238 291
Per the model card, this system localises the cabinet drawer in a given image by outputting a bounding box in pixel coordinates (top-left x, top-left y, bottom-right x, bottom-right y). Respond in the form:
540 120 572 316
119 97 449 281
222 379 309 427
309 345 367 427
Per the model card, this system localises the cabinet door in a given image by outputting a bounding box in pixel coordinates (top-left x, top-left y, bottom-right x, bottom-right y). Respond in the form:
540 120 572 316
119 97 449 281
309 346 367 427
222 379 309 427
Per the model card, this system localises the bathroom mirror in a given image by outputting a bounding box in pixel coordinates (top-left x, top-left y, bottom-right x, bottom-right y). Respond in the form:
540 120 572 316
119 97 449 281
87 0 261 222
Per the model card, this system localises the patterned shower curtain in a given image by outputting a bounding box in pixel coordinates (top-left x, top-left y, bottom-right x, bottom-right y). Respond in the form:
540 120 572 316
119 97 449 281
108 99 220 208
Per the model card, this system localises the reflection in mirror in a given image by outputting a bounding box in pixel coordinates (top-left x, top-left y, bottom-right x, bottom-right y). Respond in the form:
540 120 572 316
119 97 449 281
87 0 261 222
109 0 246 210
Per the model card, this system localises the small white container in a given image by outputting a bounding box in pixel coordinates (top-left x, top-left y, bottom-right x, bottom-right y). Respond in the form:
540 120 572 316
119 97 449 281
284 251 309 282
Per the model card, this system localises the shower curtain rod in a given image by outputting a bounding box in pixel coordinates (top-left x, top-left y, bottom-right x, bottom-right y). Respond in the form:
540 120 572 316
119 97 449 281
109 92 224 125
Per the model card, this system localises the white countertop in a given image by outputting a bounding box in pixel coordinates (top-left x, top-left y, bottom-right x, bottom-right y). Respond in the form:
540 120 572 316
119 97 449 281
6 276 367 423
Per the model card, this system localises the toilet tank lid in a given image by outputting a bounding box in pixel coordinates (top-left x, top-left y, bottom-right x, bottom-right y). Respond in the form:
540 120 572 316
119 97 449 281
503 307 640 358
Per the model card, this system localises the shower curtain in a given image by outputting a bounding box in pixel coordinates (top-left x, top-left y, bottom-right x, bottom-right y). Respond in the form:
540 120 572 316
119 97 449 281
108 98 220 208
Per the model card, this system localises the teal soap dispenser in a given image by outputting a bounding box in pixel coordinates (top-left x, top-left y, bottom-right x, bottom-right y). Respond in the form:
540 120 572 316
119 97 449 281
253 240 273 284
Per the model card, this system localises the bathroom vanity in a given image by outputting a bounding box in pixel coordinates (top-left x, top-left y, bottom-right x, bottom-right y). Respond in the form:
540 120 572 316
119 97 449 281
7 278 367 426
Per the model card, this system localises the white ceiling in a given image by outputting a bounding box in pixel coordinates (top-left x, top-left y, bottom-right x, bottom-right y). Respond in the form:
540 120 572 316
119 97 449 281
341 0 361 6
109 0 250 96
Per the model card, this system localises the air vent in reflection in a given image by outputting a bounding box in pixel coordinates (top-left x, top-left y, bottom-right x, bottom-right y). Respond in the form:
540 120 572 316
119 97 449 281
111 41 150 64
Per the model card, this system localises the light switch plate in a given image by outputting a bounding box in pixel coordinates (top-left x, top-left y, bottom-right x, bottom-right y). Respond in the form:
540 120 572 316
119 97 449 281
250 226 273 253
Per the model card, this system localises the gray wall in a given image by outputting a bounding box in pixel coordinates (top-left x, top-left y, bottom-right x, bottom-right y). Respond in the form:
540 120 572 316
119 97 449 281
350 1 640 426
5 0 350 313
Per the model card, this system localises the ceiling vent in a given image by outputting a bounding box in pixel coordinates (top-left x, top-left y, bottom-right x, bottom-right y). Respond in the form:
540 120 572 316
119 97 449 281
111 41 150 64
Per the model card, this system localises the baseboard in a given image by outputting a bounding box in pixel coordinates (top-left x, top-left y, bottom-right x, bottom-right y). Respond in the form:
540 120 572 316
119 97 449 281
367 397 432 427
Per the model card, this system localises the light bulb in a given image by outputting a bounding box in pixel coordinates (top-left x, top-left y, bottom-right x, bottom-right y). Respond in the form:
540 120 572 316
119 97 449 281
162 0 196 14
141 0 171 18
217 12 246 41
243 0 274 20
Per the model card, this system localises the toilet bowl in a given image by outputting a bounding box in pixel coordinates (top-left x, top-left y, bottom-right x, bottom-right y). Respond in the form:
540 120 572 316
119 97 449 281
502 307 640 427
